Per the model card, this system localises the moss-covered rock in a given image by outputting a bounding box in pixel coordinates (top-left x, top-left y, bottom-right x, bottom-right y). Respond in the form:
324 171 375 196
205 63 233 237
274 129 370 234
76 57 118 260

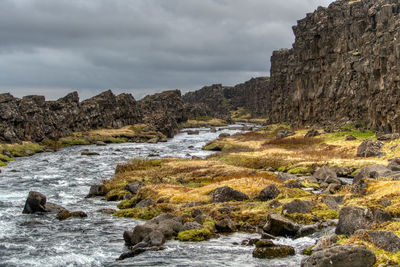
177 219 215 242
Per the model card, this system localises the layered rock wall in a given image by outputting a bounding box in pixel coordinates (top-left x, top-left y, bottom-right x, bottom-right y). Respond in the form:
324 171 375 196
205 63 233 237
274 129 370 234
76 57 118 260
183 77 270 120
267 0 400 132
0 89 185 143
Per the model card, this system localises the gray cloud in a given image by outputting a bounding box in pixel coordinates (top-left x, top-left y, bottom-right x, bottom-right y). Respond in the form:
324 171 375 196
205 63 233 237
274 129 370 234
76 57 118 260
0 0 333 100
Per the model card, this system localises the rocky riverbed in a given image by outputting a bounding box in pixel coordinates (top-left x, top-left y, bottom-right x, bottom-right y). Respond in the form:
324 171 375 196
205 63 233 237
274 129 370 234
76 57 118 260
0 124 318 267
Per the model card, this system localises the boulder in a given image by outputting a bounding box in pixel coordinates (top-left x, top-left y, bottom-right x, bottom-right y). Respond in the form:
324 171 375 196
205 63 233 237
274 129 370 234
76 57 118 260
282 199 314 214
356 140 384 157
253 239 295 259
212 186 249 202
296 224 319 238
304 129 320 138
146 230 165 246
135 199 154 208
124 181 144 196
335 206 392 235
56 210 87 220
353 164 393 184
345 135 357 141
45 202 68 213
313 166 340 184
263 213 300 237
97 208 117 214
301 245 376 267
215 217 236 233
96 141 107 146
283 180 303 189
259 184 280 201
210 127 217 133
81 149 100 156
86 184 107 198
377 133 400 141
276 129 295 139
186 130 199 135
354 230 400 253
276 172 298 182
321 196 343 211
181 221 203 232
22 191 47 214
312 234 338 252
219 133 230 138
123 225 155 246
388 158 400 171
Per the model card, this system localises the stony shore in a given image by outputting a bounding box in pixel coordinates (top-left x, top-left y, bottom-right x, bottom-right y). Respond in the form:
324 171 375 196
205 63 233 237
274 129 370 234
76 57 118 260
68 123 398 266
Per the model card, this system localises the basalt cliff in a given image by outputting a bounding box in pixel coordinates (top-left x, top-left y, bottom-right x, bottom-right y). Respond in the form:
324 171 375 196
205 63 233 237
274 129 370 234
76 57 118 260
184 0 400 132
0 90 185 143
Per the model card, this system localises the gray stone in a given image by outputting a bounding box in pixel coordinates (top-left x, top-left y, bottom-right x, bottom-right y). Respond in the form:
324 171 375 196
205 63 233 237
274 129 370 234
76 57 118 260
212 186 249 202
282 199 313 214
259 184 280 201
301 245 376 267
357 140 384 158
263 213 300 237
355 230 400 253
22 191 47 214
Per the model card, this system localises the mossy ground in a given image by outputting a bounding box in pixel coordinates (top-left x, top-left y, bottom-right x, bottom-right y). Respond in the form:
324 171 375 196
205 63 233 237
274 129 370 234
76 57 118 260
179 118 228 128
0 124 165 167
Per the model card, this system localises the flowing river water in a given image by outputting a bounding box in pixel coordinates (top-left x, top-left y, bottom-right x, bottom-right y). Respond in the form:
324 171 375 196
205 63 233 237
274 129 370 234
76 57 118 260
0 125 316 267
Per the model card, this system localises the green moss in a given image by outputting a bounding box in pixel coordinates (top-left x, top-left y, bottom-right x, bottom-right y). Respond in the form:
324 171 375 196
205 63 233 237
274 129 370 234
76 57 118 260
0 154 14 162
195 115 212 121
288 166 311 175
114 206 162 220
277 167 287 172
105 189 130 201
59 137 91 146
302 245 315 255
284 204 338 224
326 129 375 142
117 195 141 209
0 161 7 167
177 219 215 242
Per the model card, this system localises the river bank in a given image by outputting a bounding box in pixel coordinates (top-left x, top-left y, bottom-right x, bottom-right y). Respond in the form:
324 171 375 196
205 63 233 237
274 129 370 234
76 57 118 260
100 123 400 266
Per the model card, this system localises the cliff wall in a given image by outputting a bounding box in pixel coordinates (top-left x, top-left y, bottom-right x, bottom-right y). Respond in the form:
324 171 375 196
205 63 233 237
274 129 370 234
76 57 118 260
267 0 400 132
183 77 270 120
0 90 185 143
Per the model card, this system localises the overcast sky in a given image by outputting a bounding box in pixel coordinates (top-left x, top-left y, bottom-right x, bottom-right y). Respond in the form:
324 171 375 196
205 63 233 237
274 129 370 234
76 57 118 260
0 0 333 100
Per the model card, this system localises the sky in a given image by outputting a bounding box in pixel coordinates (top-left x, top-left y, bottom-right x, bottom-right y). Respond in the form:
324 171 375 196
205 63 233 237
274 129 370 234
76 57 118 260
0 0 334 100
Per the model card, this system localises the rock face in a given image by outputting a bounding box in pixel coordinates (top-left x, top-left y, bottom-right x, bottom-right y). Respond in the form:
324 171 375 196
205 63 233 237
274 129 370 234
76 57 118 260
0 89 186 143
138 90 187 138
301 245 376 267
183 77 270 120
265 0 400 133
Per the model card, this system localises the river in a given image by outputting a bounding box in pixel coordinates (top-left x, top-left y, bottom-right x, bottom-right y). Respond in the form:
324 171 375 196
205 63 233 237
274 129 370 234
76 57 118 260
0 125 316 267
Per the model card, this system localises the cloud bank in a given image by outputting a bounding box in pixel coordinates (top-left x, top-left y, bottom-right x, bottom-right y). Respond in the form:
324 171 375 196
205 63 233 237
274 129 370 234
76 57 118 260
0 0 333 99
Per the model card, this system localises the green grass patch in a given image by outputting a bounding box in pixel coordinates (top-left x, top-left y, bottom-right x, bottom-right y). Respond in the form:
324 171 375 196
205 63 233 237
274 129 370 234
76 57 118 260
177 219 215 242
115 158 163 174
114 206 162 220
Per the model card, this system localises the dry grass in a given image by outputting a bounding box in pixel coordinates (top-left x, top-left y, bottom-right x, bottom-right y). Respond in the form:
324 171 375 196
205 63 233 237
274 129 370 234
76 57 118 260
179 119 227 128
263 136 324 149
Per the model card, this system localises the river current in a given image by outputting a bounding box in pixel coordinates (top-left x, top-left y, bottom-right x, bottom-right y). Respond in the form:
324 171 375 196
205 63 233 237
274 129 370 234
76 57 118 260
0 125 316 267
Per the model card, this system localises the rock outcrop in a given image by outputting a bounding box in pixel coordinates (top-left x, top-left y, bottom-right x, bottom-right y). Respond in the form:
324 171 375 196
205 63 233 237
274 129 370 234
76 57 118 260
266 0 400 132
0 89 186 143
183 77 270 120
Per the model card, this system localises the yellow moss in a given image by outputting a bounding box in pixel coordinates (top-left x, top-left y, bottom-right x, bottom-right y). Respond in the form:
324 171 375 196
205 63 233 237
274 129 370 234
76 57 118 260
114 206 162 220
179 119 227 128
177 219 216 242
